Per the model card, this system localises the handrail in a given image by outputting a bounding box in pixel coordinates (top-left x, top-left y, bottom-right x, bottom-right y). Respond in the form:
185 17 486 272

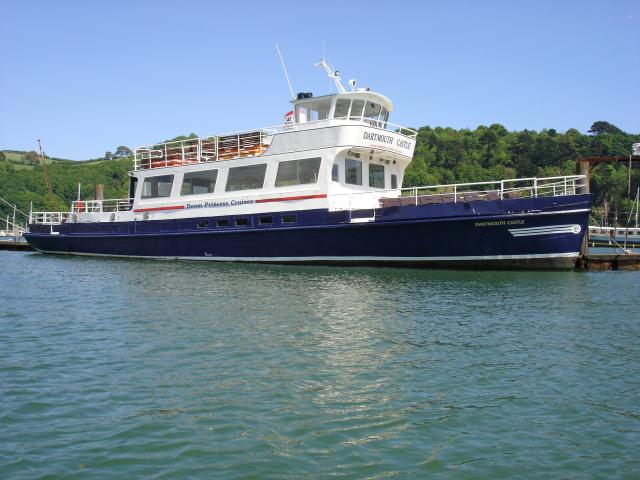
70 198 134 213
332 175 587 208
30 211 69 225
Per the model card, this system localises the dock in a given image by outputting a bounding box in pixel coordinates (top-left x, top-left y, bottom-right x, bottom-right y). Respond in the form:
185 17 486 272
0 240 34 251
577 253 640 271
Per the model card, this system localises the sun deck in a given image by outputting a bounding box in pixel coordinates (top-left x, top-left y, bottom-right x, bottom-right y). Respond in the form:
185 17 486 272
133 107 417 171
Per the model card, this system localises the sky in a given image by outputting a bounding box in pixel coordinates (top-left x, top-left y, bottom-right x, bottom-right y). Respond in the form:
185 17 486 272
1 0 638 160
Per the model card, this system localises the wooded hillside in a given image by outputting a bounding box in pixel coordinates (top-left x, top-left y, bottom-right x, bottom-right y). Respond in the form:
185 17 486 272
1 121 638 223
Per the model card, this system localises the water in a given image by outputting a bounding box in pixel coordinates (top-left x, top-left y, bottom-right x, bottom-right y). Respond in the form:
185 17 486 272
1 251 639 479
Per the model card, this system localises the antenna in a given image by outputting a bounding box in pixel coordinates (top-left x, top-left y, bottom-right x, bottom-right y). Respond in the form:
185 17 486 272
276 43 295 101
315 58 346 94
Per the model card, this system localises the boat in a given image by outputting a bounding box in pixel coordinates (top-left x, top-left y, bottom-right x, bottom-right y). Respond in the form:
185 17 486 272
588 225 640 249
589 187 639 250
0 226 29 250
25 61 592 269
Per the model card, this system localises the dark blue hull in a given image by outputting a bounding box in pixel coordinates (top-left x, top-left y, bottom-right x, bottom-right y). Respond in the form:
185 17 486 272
25 194 592 269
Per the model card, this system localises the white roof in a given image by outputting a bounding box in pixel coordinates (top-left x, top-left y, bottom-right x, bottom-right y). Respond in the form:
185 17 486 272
294 91 394 113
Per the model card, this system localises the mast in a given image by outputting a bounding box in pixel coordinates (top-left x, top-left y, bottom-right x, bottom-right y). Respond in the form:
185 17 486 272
37 139 56 210
315 59 347 94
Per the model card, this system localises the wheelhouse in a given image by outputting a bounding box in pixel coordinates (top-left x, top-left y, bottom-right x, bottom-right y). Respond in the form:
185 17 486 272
292 91 393 128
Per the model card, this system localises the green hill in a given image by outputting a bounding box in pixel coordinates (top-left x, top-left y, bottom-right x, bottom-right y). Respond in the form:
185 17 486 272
0 151 132 221
1 121 638 223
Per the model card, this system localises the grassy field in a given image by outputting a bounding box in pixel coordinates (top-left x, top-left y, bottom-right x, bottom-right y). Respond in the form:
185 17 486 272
1 150 107 169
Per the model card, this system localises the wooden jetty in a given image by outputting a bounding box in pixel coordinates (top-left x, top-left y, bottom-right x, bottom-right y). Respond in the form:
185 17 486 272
0 240 33 251
577 253 640 271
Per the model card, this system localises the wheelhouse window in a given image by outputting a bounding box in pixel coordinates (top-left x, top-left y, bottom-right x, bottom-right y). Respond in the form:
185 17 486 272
349 100 365 120
380 108 390 124
369 164 385 189
141 174 174 199
225 164 267 192
334 98 350 119
363 102 382 121
181 169 218 195
345 159 362 186
275 157 321 187
296 100 331 123
391 174 398 189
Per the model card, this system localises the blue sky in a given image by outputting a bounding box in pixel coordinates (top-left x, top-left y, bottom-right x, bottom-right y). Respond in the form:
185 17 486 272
1 0 638 160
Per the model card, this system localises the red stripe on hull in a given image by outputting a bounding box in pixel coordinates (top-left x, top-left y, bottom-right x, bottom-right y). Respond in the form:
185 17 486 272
134 205 185 212
256 194 327 204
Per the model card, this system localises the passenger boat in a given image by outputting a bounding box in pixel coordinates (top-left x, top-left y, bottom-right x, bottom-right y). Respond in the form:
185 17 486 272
25 61 592 269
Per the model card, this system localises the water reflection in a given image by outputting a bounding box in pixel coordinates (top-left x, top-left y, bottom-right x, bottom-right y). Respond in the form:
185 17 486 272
5 254 639 478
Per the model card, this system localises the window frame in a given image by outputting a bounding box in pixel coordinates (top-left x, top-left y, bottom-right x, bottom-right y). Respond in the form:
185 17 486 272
140 174 174 199
274 157 322 188
225 164 268 192
345 158 363 186
369 163 385 189
180 169 218 196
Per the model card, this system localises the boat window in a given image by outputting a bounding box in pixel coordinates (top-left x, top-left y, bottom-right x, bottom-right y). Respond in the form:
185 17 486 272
236 217 249 227
296 100 331 123
141 174 174 199
217 218 229 227
259 216 273 225
369 164 385 188
334 99 351 119
391 174 398 189
226 164 267 191
282 214 297 224
197 220 209 228
381 108 389 124
349 100 365 120
345 159 362 186
275 157 321 187
332 163 339 182
181 169 218 195
363 102 382 120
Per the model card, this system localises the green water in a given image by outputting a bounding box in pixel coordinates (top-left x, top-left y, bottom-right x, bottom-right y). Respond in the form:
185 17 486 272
1 251 639 479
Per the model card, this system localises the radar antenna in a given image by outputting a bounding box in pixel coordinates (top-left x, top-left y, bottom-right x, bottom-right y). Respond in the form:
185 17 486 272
315 59 347 94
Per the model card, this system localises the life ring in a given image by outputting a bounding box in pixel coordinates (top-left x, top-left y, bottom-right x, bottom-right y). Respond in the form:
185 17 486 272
76 201 85 213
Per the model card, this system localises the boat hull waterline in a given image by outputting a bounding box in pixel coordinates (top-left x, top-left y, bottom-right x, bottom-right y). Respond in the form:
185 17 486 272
25 195 591 269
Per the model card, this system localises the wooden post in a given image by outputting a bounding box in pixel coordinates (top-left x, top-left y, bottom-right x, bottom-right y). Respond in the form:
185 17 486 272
576 159 591 258
577 159 590 194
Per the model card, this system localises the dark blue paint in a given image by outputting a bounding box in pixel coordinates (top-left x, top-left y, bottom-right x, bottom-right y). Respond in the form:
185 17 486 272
25 194 592 268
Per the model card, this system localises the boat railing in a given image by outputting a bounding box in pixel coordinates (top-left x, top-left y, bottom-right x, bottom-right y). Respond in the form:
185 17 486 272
134 129 278 171
30 211 70 225
335 175 587 209
133 118 417 171
70 198 134 213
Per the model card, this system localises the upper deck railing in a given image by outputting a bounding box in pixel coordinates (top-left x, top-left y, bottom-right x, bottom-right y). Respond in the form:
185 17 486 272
133 118 417 171
333 175 588 211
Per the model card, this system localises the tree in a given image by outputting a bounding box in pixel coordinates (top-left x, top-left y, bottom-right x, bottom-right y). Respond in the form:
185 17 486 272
588 121 623 136
114 146 132 158
0 151 5 162
25 151 39 165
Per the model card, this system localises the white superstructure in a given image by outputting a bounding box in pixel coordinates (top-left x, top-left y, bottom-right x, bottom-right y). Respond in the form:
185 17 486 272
60 72 418 224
